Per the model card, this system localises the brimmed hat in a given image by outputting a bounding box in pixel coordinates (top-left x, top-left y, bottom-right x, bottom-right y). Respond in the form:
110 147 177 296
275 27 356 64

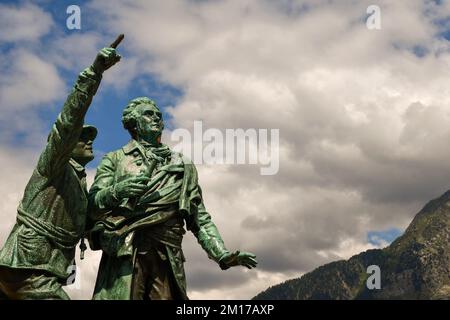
47 125 98 142
81 125 98 140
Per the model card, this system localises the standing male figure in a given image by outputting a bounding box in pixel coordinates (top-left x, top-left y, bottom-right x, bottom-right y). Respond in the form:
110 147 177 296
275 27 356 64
0 39 121 299
88 97 257 300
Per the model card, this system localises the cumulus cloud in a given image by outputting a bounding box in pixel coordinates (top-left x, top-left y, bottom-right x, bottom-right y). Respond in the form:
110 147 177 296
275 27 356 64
2 0 450 300
0 49 66 145
0 3 53 43
0 148 38 247
82 0 450 298
0 50 65 111
0 3 67 146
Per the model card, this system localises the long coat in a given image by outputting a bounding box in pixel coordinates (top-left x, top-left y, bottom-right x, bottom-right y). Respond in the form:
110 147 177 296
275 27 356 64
0 68 102 281
88 140 231 300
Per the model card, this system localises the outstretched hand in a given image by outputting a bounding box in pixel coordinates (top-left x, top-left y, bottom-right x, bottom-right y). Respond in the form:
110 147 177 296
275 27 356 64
220 251 258 270
91 47 121 75
91 34 124 74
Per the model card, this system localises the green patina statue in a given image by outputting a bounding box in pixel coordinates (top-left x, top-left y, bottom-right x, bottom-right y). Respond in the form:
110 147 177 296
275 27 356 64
0 34 256 300
88 97 258 300
0 39 122 299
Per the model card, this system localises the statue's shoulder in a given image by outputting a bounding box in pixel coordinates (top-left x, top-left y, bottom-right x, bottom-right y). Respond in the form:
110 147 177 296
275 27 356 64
171 150 193 165
99 148 123 164
102 141 135 161
174 152 198 176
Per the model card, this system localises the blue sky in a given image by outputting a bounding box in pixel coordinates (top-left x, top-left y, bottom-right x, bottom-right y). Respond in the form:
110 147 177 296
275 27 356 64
367 228 403 246
44 75 182 168
0 0 184 168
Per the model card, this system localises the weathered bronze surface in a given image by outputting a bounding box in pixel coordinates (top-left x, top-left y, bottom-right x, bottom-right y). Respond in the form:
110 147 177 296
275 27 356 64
0 38 122 299
0 34 256 300
88 96 257 300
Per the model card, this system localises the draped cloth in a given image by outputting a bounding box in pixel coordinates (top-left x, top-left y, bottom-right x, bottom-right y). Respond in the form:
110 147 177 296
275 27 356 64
89 156 202 257
139 141 172 163
16 206 80 251
88 139 229 300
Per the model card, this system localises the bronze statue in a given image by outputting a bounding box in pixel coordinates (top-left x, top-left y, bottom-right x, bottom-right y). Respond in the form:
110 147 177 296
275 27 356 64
0 37 122 299
88 97 258 300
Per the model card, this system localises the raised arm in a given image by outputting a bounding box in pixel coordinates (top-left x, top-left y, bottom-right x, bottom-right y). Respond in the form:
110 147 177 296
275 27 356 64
36 45 121 177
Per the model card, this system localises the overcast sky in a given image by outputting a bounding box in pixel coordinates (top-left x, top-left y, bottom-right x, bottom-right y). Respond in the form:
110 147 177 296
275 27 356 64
1 0 450 300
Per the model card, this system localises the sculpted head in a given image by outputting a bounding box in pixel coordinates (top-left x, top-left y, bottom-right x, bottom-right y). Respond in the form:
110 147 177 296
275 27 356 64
122 97 164 145
71 125 97 166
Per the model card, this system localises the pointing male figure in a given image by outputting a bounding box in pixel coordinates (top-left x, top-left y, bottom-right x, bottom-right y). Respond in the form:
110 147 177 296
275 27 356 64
0 36 122 299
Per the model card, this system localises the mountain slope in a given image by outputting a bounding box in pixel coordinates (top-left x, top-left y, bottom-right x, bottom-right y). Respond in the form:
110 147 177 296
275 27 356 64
254 190 450 299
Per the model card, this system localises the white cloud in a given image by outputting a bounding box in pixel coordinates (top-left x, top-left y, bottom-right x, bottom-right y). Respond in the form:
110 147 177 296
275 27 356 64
84 0 450 298
0 147 38 248
0 49 66 145
48 33 103 72
65 247 102 300
0 50 65 111
2 0 450 299
0 3 53 43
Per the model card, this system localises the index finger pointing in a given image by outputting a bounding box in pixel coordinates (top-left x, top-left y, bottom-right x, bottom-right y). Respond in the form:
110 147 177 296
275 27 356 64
109 34 124 49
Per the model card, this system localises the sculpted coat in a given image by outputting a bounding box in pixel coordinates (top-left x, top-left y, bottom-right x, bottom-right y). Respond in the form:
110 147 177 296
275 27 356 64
0 68 101 298
88 139 231 299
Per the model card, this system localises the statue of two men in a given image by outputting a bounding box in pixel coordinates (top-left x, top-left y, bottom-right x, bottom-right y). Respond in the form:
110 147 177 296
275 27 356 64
0 36 257 300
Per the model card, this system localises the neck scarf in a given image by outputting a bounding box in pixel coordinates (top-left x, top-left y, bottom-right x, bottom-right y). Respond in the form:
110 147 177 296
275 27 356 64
139 141 172 163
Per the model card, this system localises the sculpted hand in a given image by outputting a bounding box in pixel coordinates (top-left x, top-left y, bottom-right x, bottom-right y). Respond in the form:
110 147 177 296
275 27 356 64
111 176 151 201
220 251 258 270
91 47 121 75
